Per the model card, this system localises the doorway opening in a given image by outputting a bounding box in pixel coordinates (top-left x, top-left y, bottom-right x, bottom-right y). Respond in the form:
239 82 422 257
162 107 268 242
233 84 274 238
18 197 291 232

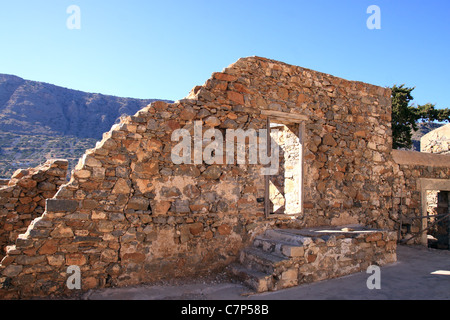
426 190 450 250
265 121 303 217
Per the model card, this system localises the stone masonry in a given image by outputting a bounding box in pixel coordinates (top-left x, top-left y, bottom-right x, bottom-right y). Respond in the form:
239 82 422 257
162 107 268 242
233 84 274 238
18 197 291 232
391 150 450 246
0 160 68 260
231 225 397 292
0 56 448 299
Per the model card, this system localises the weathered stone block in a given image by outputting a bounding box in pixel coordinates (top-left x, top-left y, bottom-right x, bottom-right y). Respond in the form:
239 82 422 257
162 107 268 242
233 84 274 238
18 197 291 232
15 255 46 265
65 253 87 266
160 186 181 198
180 107 198 120
92 211 107 220
121 252 146 263
174 200 190 213
47 254 65 267
217 224 232 235
46 199 78 213
85 156 103 168
3 265 23 277
213 72 237 82
152 201 171 216
173 165 201 177
189 223 203 236
111 178 131 194
365 232 382 242
202 166 222 180
28 229 51 238
101 249 118 263
281 245 304 258
127 197 150 211
281 268 298 281
183 184 200 198
50 224 74 238
38 240 58 255
17 179 37 189
15 237 33 249
204 116 221 127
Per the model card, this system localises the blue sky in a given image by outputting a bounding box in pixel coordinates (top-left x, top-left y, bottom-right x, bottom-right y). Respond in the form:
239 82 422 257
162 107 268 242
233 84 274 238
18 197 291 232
0 1 449 108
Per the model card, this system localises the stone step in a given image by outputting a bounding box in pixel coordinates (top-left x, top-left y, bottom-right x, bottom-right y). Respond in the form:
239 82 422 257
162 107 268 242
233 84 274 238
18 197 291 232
230 226 397 294
263 229 311 245
228 263 273 293
253 236 305 258
239 247 290 275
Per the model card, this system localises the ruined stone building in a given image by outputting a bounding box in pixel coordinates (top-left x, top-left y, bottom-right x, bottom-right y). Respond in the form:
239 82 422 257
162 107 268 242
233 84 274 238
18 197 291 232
421 123 450 155
420 123 450 249
0 56 449 298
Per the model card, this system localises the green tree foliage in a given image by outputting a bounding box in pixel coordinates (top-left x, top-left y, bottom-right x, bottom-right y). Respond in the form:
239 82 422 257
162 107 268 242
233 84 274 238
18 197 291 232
391 85 450 149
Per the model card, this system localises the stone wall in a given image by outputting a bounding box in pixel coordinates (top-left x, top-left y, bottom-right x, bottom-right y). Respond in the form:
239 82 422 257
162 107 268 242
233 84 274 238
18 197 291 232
0 180 9 187
232 225 396 293
288 228 397 287
0 56 403 299
391 150 450 244
0 160 68 260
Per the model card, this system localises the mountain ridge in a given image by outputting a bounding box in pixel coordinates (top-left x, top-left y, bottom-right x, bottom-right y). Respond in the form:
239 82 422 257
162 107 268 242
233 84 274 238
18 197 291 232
0 73 170 139
0 73 171 178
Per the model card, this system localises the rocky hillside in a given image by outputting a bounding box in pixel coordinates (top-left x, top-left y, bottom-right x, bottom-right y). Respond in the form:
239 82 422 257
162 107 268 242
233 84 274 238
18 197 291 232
0 73 170 178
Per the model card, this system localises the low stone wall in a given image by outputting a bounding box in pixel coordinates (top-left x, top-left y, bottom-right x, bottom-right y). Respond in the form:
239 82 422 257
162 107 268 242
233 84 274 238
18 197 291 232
0 160 68 260
235 225 397 292
293 228 397 285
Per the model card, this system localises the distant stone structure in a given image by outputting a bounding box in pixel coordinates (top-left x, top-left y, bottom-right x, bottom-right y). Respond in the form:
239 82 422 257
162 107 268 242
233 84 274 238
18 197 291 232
420 124 450 249
0 57 449 299
421 123 450 154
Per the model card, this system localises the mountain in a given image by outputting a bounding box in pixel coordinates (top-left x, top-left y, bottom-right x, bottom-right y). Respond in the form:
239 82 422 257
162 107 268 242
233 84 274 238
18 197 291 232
0 73 168 138
0 73 171 178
